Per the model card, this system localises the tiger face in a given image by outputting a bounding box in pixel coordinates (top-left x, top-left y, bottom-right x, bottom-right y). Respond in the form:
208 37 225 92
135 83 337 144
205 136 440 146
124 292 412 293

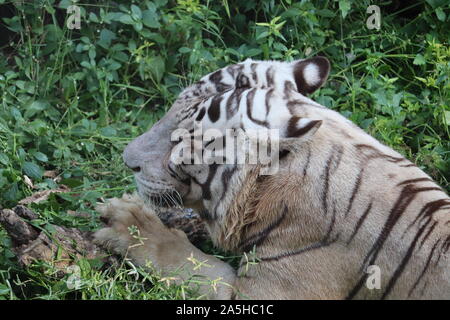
123 57 330 212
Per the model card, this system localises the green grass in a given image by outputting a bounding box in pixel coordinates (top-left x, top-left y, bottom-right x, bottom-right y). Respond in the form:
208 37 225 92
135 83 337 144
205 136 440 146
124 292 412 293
0 0 449 299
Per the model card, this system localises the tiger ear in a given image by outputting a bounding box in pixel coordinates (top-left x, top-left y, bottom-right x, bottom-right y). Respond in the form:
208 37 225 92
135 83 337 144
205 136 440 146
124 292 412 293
279 117 322 150
292 56 330 95
284 116 322 139
255 118 321 174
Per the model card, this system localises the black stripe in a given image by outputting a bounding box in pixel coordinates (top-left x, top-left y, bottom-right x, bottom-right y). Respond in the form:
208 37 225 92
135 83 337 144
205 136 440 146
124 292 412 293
322 153 332 216
226 87 246 119
250 63 258 83
347 201 372 245
236 74 250 88
208 95 222 123
283 80 297 100
321 145 344 216
397 177 433 186
363 185 442 268
443 235 450 254
226 64 244 77
419 221 437 249
265 88 274 116
381 217 432 299
167 163 190 185
240 205 288 252
345 275 367 300
408 240 440 297
246 89 269 127
213 166 237 215
345 168 364 218
260 238 336 262
286 116 321 137
195 107 206 121
187 101 201 118
286 99 324 114
400 163 417 168
199 209 213 221
303 146 312 177
404 198 450 235
209 70 229 92
279 150 289 160
355 144 405 163
266 66 274 87
198 164 219 201
347 185 442 299
181 102 202 121
324 203 338 241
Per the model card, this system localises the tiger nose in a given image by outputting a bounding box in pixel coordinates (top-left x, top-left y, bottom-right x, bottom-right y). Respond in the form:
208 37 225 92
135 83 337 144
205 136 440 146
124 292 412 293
123 141 143 173
126 163 141 173
123 153 141 172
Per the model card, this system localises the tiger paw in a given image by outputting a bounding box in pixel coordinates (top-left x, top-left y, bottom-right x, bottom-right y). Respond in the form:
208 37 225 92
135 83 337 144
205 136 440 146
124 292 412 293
93 194 191 268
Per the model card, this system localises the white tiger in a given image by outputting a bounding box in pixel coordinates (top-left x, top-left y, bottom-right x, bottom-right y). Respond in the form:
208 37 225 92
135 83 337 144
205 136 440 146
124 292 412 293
94 56 450 299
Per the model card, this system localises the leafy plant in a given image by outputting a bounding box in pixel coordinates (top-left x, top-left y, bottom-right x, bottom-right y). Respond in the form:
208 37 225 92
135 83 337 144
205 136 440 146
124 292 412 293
0 0 448 299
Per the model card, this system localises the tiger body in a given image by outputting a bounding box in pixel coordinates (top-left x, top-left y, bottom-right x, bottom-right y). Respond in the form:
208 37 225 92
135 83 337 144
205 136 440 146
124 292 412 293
94 57 450 299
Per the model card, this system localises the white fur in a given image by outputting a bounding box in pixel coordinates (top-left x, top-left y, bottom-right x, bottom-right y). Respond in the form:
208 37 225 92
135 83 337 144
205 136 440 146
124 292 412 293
303 63 320 86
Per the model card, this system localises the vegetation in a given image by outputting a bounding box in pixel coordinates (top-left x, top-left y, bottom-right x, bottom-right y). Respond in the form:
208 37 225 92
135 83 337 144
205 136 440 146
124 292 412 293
0 0 448 299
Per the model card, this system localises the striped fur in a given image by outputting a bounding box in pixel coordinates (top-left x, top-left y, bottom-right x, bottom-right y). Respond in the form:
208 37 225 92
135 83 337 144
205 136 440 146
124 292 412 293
109 57 449 299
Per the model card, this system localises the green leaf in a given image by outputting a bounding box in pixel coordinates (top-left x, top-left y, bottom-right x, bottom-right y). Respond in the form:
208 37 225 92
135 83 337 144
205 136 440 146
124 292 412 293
59 178 83 188
154 0 168 7
0 175 7 189
100 126 117 137
44 224 56 234
88 47 96 60
134 21 143 32
33 152 49 162
119 14 134 25
425 0 448 9
435 7 446 21
45 5 55 14
444 111 450 126
339 0 351 18
89 12 100 23
131 5 142 20
98 29 116 49
142 10 160 28
256 31 270 40
58 0 72 9
24 100 49 119
178 47 191 53
107 60 121 71
23 162 43 179
0 121 10 133
148 55 165 82
317 9 335 18
4 182 18 201
413 54 426 65
84 142 95 153
0 153 9 166
80 61 91 68
0 284 10 296
245 48 263 57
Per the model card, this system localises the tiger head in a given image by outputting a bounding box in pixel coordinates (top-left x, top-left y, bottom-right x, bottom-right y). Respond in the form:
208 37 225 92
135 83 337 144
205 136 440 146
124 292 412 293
123 57 330 215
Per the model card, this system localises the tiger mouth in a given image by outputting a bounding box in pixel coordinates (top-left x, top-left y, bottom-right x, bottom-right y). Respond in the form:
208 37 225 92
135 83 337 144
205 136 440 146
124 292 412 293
138 188 183 208
135 176 184 208
148 191 183 208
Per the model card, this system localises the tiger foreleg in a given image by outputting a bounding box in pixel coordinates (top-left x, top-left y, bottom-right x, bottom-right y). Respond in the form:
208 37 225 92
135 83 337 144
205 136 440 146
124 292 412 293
93 194 236 299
